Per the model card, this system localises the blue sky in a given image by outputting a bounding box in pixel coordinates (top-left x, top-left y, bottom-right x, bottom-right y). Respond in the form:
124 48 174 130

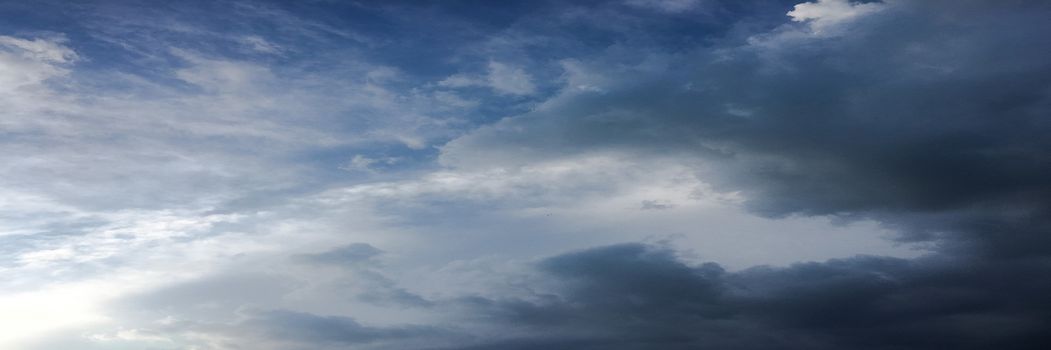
2 1 1050 349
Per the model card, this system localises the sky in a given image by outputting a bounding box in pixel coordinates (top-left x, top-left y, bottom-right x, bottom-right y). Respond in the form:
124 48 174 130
1 0 1049 349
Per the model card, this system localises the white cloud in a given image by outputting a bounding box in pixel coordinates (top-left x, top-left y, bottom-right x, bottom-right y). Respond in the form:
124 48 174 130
0 35 78 63
173 51 276 93
485 61 536 95
437 73 482 88
0 35 75 107
438 61 537 96
0 32 477 348
787 0 886 33
736 0 892 72
339 154 402 173
238 35 284 54
315 153 922 270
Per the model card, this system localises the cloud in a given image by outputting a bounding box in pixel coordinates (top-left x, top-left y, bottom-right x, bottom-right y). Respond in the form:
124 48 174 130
440 243 1051 350
312 152 917 270
0 35 77 63
237 35 284 54
71 308 448 350
625 0 705 13
442 0 1051 257
5 1 1051 349
420 3 1051 346
238 309 445 346
439 61 536 96
340 154 404 173
0 5 483 345
296 243 383 266
438 74 483 88
0 35 75 109
787 0 885 33
485 61 537 95
640 199 675 210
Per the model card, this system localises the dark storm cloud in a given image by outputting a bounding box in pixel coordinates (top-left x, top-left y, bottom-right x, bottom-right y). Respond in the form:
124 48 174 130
426 2 1051 348
444 0 1051 258
443 243 1051 350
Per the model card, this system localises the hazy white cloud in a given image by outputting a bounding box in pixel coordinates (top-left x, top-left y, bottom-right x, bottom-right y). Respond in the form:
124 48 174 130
485 61 536 95
437 73 482 88
0 31 472 349
0 35 76 113
238 35 284 54
438 61 536 96
0 35 77 63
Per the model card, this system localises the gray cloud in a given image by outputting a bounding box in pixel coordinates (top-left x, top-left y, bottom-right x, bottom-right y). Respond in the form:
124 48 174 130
442 0 1051 257
238 309 447 347
295 243 434 308
420 2 1051 347
442 243 1051 350
296 243 384 266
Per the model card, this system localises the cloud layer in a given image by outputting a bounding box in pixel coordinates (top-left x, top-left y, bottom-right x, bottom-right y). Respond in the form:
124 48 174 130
2 0 1050 349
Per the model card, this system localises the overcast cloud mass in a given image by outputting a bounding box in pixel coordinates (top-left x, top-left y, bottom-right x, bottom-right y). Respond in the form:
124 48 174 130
1 0 1050 349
